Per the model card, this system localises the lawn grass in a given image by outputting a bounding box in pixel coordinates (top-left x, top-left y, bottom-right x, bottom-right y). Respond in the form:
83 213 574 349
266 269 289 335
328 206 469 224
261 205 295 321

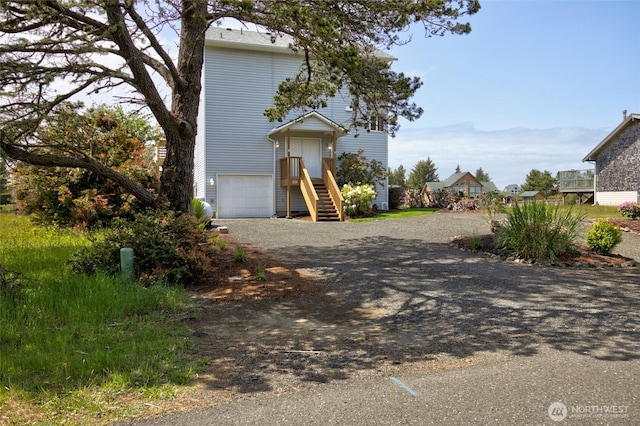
349 207 439 222
503 204 623 220
0 213 206 424
558 204 622 219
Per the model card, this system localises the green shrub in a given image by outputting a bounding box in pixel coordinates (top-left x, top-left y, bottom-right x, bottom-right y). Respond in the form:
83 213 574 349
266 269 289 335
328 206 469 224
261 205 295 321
468 235 482 250
342 183 377 216
190 198 210 229
564 194 577 205
11 105 161 228
69 210 215 285
586 220 622 255
495 202 584 262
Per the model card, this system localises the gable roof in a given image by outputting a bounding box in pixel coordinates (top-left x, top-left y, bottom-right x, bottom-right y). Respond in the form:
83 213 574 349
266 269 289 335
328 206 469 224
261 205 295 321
205 28 397 61
519 191 543 198
267 111 347 137
440 172 477 187
424 172 498 192
481 181 499 193
583 113 640 162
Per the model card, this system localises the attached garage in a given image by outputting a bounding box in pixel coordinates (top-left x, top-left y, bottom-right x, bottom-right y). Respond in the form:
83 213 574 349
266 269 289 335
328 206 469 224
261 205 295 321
216 174 273 218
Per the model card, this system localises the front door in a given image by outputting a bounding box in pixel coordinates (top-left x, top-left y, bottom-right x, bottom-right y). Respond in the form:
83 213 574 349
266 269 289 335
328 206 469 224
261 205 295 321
290 138 322 179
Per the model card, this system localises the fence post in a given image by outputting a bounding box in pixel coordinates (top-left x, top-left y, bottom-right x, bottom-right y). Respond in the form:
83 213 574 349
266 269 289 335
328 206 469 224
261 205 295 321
120 248 134 281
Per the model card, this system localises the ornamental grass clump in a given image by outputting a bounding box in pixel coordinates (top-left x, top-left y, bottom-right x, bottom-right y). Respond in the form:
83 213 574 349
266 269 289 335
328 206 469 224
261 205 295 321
586 220 622 255
618 201 640 220
494 202 584 262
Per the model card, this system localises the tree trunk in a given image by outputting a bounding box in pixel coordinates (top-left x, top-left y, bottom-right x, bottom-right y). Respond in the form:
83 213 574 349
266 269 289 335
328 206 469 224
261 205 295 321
158 0 207 213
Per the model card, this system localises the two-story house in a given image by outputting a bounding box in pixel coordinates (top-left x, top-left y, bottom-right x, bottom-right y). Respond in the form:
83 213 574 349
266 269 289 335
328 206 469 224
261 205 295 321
193 28 391 220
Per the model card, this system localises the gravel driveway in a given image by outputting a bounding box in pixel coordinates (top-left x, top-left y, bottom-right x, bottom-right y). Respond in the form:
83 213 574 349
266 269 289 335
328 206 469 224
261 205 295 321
216 212 640 263
208 212 640 368
123 213 640 424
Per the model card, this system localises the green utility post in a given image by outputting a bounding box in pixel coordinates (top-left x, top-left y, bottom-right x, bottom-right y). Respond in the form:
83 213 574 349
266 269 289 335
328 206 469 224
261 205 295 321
120 247 134 281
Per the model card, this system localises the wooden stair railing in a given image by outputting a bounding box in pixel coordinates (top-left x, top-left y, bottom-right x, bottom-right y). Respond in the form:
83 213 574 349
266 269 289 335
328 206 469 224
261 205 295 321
281 156 343 222
322 158 343 221
298 158 319 222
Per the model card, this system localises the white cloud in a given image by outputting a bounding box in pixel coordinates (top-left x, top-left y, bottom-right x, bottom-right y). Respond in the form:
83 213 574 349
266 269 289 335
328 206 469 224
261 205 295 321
389 124 608 190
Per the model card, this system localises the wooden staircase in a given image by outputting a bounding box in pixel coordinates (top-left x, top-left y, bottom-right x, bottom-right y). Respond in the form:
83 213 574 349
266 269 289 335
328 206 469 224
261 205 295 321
312 179 341 221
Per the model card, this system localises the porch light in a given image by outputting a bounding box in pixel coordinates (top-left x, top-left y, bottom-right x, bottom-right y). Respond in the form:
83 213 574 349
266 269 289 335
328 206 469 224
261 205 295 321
209 178 215 186
275 142 280 148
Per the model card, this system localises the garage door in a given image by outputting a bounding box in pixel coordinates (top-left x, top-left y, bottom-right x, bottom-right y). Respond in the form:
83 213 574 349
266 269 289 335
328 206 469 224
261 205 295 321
217 175 273 218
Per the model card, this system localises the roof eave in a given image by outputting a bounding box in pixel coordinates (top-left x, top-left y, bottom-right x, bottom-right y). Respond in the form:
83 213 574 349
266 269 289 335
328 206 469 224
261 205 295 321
582 114 640 162
268 111 347 137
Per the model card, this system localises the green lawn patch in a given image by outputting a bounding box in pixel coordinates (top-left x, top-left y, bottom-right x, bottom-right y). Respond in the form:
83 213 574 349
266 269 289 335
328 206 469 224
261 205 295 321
349 208 438 222
0 213 206 424
558 204 622 219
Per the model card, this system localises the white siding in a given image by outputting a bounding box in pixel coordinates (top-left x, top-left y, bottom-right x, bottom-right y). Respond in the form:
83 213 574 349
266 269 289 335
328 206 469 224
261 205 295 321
594 191 639 206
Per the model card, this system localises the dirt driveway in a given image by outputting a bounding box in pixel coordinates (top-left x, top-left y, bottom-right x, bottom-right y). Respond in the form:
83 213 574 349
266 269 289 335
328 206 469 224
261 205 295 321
182 214 640 410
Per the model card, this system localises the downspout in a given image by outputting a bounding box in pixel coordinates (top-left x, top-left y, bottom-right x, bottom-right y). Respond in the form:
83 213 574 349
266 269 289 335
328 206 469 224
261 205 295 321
267 135 278 217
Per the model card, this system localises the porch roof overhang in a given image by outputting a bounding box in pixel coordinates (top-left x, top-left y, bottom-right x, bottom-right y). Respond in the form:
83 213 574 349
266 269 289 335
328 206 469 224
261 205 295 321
268 111 347 138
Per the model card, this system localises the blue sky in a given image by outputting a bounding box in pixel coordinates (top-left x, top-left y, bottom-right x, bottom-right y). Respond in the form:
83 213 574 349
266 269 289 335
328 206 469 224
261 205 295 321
387 0 640 189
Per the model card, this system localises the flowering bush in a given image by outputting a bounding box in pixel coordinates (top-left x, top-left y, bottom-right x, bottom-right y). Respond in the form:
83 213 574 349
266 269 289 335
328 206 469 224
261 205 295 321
618 201 640 220
11 104 161 228
341 183 377 216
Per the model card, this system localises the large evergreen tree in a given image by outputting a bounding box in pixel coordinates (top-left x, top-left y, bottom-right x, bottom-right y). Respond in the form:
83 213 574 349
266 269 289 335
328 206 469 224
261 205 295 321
388 165 407 186
475 167 491 182
521 169 558 197
0 0 480 212
407 157 439 189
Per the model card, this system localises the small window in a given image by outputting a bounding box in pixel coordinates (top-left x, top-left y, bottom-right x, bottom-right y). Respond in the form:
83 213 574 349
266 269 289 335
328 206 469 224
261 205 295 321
369 115 386 132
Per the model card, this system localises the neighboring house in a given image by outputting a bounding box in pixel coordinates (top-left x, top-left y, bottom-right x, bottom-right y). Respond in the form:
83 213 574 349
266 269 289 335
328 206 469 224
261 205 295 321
518 191 545 202
582 112 640 206
423 171 498 205
193 28 391 220
503 184 521 196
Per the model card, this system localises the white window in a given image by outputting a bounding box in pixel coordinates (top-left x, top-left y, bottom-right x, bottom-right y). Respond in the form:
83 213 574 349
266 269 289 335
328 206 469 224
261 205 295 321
369 115 386 132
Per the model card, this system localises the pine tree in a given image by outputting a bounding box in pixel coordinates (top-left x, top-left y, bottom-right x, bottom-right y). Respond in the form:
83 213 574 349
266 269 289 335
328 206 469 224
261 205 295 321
407 158 439 189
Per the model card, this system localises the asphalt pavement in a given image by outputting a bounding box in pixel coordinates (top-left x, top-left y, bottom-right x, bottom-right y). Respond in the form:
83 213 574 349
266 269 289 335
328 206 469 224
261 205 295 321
120 348 638 425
